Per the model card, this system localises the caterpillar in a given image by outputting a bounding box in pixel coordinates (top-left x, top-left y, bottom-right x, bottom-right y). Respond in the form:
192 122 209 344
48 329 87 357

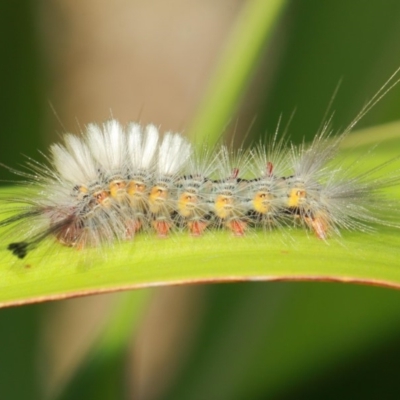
1 71 400 259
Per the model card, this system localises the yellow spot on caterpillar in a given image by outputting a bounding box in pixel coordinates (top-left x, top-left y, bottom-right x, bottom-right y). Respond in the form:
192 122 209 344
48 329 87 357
253 191 271 214
288 188 306 207
78 185 89 194
149 186 168 213
178 192 197 217
109 180 126 198
128 180 146 196
94 190 110 206
215 195 233 219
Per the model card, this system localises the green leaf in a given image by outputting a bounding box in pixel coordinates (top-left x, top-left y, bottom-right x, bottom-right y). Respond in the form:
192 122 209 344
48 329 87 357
188 0 288 145
0 122 400 308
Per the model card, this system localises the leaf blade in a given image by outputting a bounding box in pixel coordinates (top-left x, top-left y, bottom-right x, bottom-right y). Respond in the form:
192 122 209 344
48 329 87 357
0 124 400 307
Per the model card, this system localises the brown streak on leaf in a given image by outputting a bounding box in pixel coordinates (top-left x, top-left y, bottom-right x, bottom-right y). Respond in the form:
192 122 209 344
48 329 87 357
1 274 400 309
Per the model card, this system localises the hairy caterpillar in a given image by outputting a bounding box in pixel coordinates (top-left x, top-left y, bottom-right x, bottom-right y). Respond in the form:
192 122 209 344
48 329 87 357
1 71 400 259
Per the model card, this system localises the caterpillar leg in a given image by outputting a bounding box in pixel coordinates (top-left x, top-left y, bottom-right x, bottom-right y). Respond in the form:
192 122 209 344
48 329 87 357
152 220 171 237
305 213 329 240
227 219 247 236
188 220 208 236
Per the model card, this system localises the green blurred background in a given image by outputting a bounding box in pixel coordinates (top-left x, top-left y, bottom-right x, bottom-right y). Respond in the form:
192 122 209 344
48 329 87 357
1 1 400 399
